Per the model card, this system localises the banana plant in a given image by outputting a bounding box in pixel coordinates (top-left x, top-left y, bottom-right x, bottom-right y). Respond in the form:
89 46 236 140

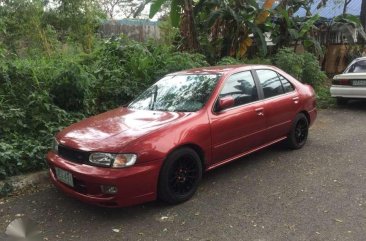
272 3 322 55
205 0 270 57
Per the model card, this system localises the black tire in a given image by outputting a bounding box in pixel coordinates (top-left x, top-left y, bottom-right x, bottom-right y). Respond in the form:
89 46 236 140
158 148 202 204
286 113 309 149
336 98 348 105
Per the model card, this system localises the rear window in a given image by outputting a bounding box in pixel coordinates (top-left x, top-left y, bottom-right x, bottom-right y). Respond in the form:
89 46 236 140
346 60 366 73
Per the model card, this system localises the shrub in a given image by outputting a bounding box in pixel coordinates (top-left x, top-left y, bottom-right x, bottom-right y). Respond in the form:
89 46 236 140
274 48 326 87
0 58 83 179
90 37 208 112
274 48 304 80
216 56 272 66
50 63 95 112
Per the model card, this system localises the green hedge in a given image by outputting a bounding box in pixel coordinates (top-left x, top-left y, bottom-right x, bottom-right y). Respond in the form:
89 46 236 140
0 37 208 180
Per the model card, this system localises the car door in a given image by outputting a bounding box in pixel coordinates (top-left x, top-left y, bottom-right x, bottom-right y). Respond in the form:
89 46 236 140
254 69 299 142
209 70 266 164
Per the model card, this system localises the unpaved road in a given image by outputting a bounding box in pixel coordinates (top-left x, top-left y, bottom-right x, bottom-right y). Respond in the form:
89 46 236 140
1 102 366 241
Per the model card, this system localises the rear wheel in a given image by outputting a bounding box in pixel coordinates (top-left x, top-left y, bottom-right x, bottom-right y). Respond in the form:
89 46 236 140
336 98 348 105
286 113 309 149
158 148 202 204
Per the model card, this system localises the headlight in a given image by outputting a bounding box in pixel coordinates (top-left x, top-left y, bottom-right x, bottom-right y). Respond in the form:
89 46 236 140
52 138 59 153
89 153 137 168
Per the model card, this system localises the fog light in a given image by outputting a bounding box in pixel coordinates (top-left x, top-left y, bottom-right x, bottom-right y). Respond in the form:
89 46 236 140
101 185 118 194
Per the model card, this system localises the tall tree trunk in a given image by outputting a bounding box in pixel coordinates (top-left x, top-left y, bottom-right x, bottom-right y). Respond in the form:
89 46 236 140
361 0 366 31
180 0 200 51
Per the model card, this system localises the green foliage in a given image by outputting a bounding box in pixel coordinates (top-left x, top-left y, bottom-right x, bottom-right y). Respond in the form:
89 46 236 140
0 38 209 179
216 56 271 65
90 37 208 112
274 48 327 87
50 63 95 112
0 57 84 179
274 48 304 80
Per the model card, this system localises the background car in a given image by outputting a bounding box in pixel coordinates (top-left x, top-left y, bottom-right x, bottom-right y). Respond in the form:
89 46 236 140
330 57 366 104
47 65 317 207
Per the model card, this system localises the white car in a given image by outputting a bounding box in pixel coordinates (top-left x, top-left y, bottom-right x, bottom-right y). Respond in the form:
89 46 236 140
330 57 366 104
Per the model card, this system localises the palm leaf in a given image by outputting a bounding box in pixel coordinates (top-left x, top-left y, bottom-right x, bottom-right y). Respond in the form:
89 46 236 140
299 14 320 38
248 22 267 56
149 0 167 18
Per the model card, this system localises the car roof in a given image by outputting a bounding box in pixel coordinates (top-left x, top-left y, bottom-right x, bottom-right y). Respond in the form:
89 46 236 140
167 64 274 75
354 57 366 61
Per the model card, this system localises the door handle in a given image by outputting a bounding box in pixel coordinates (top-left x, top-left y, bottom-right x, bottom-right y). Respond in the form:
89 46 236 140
255 107 264 116
292 96 299 104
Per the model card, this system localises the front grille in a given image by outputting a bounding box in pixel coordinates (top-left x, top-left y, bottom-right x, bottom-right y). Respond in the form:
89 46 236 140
58 145 89 164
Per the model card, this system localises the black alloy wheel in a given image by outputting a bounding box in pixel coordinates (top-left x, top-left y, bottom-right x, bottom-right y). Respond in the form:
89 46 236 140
294 118 308 146
286 113 309 149
158 148 202 204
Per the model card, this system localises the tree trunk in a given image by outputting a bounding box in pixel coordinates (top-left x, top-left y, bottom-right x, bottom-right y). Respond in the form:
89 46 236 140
180 0 200 51
361 0 366 31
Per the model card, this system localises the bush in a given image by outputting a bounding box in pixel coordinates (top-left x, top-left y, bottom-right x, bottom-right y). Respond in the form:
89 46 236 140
90 37 208 112
274 48 326 87
50 63 95 112
0 58 83 179
0 38 210 179
216 56 271 66
274 48 304 80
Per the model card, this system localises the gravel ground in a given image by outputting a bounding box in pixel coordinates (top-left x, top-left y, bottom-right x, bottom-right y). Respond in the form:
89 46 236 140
1 102 366 241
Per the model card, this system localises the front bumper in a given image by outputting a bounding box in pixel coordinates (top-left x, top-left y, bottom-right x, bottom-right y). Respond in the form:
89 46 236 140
47 151 163 207
330 85 366 99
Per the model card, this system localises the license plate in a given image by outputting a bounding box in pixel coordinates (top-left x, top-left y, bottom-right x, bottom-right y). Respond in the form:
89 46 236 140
55 167 74 187
352 80 366 86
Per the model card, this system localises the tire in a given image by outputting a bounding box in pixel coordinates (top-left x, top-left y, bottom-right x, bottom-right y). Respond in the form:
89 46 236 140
336 98 348 105
286 113 309 150
158 148 202 204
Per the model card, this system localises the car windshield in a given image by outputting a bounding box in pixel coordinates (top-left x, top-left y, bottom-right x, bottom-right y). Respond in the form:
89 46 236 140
128 74 220 112
346 60 366 73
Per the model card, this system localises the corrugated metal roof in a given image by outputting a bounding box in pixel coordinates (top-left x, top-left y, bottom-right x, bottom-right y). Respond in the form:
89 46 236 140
296 0 361 18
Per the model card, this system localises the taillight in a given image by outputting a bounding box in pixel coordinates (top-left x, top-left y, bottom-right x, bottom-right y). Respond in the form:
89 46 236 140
332 79 351 85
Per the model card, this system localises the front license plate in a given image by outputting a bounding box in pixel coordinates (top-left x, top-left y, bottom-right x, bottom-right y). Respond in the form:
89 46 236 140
352 80 366 86
55 167 74 187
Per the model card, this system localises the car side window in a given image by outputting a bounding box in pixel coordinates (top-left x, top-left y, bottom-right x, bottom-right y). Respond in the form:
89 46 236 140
256 70 284 98
219 71 258 107
279 74 294 93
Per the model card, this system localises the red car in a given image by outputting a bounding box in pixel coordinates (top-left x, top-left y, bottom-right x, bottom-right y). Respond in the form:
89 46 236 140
47 65 317 207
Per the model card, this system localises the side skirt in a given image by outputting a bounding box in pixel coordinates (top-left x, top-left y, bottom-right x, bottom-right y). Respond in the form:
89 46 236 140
206 136 287 171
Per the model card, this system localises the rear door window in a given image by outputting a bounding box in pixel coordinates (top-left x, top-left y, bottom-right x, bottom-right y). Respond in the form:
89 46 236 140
279 75 294 93
256 70 284 98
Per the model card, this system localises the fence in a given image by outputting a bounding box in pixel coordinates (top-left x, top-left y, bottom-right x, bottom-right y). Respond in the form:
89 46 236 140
99 19 161 42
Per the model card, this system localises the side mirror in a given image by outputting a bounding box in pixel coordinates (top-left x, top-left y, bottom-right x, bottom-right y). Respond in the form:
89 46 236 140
217 96 234 111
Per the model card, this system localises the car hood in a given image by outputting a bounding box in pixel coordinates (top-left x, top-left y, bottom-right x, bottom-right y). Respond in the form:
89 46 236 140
57 108 191 152
334 73 366 79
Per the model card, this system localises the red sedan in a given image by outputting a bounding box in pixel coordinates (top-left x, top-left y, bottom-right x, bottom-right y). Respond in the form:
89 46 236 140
47 65 317 207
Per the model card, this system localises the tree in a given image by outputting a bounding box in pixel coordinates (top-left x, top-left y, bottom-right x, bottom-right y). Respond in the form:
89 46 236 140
343 0 352 14
98 0 138 18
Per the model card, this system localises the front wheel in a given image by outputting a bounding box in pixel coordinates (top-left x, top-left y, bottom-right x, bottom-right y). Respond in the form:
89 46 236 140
286 113 309 149
158 148 202 204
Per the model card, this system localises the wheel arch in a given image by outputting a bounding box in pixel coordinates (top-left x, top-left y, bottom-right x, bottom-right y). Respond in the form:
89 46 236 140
299 110 310 124
165 143 206 172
